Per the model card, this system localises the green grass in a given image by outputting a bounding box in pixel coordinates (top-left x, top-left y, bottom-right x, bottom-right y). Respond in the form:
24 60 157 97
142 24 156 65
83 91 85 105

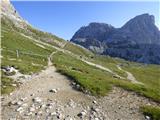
52 52 115 96
86 55 160 101
1 16 65 48
52 51 160 101
1 74 17 94
26 25 66 47
64 42 94 57
1 18 56 94
122 64 160 102
88 55 127 77
1 26 56 74
141 106 160 120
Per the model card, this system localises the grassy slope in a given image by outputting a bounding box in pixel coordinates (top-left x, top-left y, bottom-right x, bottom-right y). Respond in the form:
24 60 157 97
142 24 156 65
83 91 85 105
88 55 127 77
64 42 94 57
52 51 115 96
1 18 56 94
120 63 160 102
51 51 160 102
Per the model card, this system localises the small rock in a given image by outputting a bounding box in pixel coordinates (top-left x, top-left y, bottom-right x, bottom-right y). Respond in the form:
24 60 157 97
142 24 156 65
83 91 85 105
49 89 57 93
45 109 49 113
37 111 43 115
145 115 151 120
71 82 76 86
16 107 23 112
91 107 100 112
20 97 27 102
118 105 121 109
25 112 32 116
77 110 87 118
30 94 34 96
9 118 16 120
64 115 73 120
93 100 97 104
95 118 99 120
29 107 35 112
76 84 80 89
50 112 57 116
40 104 46 108
32 97 42 103
16 101 23 105
35 112 38 116
21 103 28 107
9 100 17 105
10 93 13 96
57 113 64 119
11 84 17 87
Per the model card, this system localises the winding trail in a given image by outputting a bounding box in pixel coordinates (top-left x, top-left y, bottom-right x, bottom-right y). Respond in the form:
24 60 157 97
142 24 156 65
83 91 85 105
20 33 139 83
81 58 125 79
116 65 143 84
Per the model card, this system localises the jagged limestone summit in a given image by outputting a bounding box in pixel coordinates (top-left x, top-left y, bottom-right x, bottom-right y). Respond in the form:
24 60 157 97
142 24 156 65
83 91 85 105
71 14 160 64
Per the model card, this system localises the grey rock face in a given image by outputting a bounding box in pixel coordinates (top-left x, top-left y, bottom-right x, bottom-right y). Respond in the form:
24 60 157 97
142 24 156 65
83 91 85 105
1 0 29 29
71 14 160 64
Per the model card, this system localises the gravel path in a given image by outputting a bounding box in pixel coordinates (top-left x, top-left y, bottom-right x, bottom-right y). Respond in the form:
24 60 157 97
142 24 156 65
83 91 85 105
1 52 159 120
116 65 143 84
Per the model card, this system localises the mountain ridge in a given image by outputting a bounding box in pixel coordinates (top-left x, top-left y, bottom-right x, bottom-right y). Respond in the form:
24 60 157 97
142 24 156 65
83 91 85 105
71 13 160 64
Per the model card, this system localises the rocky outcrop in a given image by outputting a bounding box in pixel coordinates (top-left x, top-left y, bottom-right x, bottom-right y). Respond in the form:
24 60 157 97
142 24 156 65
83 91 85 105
71 14 160 64
1 0 29 29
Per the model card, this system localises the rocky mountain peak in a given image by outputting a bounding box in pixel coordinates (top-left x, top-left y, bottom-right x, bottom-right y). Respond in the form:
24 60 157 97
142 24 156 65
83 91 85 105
122 13 156 30
71 22 114 42
71 14 160 64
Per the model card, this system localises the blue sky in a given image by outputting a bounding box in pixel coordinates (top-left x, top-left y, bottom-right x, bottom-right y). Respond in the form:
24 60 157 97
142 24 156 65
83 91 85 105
12 1 159 40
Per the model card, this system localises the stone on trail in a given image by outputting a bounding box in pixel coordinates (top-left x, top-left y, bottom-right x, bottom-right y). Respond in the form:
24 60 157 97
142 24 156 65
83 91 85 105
57 113 64 119
20 97 27 102
9 118 16 120
21 103 28 107
32 97 42 103
91 107 100 112
9 100 17 105
64 115 73 120
145 115 151 120
94 118 100 120
16 107 23 112
30 93 34 96
40 104 46 108
16 101 23 105
49 89 58 93
93 100 97 104
29 107 35 112
77 110 87 118
50 112 57 116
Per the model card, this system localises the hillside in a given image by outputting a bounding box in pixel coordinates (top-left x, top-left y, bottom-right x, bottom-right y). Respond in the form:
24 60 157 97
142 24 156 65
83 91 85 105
1 0 160 119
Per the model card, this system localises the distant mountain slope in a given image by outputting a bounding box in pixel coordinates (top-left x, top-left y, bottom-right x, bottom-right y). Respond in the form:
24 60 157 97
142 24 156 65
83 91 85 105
71 14 160 64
